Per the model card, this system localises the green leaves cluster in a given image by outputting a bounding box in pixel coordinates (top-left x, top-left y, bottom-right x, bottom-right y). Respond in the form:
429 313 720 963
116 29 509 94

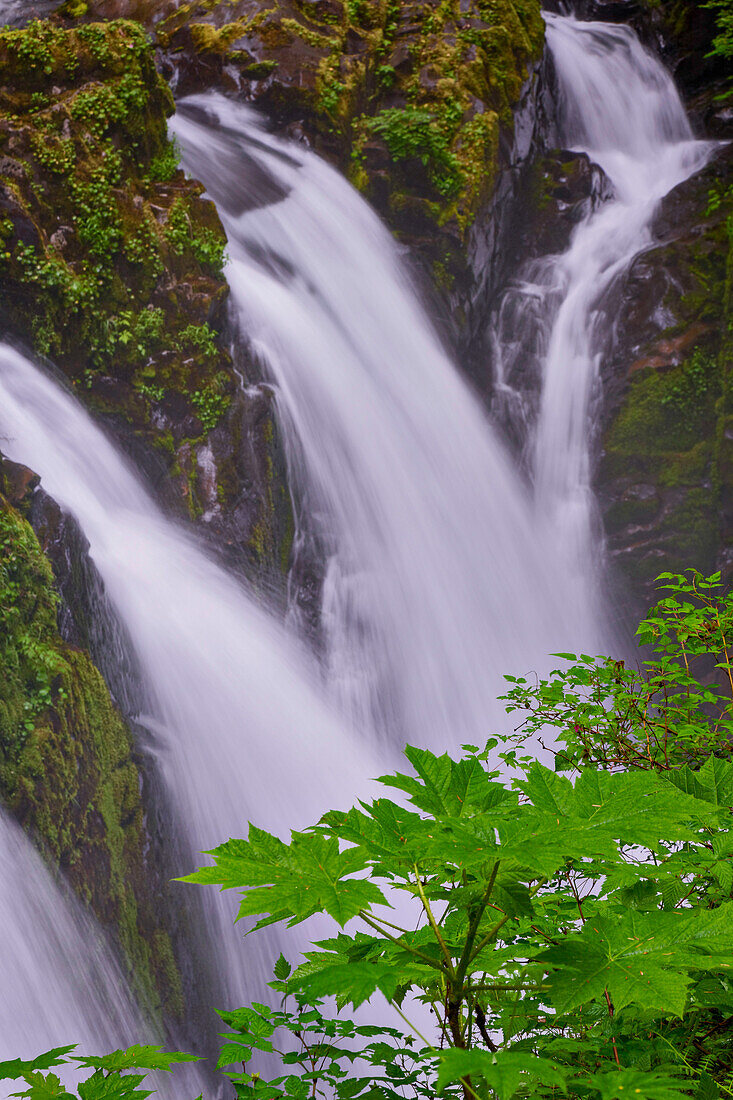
181 571 733 1100
705 0 733 63
164 197 227 276
0 1045 200 1100
187 742 733 1098
366 108 463 198
0 505 66 755
11 572 733 1100
503 570 733 775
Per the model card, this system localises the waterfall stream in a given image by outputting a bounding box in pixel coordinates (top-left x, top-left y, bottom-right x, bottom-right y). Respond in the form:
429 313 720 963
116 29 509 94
0 4 717 1081
0 808 143 1066
0 800 208 1097
0 345 378 1013
171 93 602 752
496 14 712 591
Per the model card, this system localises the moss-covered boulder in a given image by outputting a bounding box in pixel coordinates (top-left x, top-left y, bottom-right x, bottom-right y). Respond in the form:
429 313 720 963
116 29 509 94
0 16 292 576
72 0 545 281
0 19 227 426
0 456 183 1023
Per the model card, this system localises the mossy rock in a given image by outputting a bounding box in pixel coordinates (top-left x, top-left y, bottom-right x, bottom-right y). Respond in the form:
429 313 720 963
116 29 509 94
598 142 733 609
0 17 294 573
73 0 544 250
0 18 231 451
0 464 183 1022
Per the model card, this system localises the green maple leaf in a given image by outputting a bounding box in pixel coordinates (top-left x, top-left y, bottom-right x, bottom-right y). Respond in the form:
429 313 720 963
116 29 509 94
665 756 733 810
0 1051 74 1081
542 906 733 1016
73 1048 199 1073
320 799 427 865
521 764 714 849
379 746 514 818
293 960 399 1007
77 1073 150 1100
183 827 386 927
588 1068 689 1100
10 1073 75 1100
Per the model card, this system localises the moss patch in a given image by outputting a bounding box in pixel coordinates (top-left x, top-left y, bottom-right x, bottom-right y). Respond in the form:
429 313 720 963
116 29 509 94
0 18 232 463
74 0 544 246
0 473 183 1021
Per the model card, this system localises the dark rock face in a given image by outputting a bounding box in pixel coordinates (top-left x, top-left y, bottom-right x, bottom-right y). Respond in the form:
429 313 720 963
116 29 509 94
597 141 733 611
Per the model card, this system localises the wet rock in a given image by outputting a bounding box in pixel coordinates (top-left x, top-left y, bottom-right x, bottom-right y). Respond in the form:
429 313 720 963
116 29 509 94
71 0 546 309
0 17 293 579
596 141 733 611
0 454 185 1026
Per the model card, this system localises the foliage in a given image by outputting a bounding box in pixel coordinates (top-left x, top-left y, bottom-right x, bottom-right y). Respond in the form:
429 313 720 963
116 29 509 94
180 571 733 1100
503 569 733 773
366 108 463 197
190 385 230 433
215 984 435 1099
178 323 218 363
0 504 65 755
0 1045 199 1100
9 573 733 1098
93 307 166 366
144 138 181 184
165 197 227 275
705 0 733 62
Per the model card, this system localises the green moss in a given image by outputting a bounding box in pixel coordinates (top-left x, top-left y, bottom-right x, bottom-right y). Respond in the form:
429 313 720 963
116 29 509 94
0 503 64 766
0 487 183 1021
0 16 235 492
604 493 661 533
281 16 338 50
139 0 544 241
607 348 720 449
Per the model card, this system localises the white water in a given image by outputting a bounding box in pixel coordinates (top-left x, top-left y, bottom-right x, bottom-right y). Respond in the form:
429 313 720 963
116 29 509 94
497 15 712 588
0 345 378 1011
172 96 601 753
0 810 143 1091
0 6 714 1073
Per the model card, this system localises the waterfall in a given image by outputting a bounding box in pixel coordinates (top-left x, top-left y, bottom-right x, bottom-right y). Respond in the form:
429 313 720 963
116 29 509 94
0 4 715 1073
0 345 378 1010
0 804 208 1097
171 97 602 753
496 14 712 593
0 809 143 1093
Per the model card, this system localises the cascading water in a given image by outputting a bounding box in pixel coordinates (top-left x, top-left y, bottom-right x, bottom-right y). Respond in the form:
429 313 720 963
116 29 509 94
172 97 603 753
0 345 378 1011
0 809 144 1093
0 4 715 1073
494 14 712 595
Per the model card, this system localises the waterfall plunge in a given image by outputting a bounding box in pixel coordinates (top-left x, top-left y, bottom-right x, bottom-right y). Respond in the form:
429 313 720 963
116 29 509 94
0 8 715 1075
0 345 379 1013
0 809 144 1094
172 96 603 754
